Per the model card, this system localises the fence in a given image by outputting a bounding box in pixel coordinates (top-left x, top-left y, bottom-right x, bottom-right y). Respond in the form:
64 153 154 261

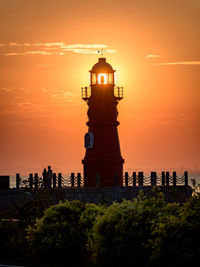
123 171 189 187
15 171 189 190
16 173 83 190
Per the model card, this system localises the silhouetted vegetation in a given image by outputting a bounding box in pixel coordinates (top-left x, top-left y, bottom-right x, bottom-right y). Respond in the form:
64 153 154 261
0 187 200 266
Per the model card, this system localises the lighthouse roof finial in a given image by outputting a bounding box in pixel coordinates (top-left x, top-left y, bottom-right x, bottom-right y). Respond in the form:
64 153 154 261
97 45 104 58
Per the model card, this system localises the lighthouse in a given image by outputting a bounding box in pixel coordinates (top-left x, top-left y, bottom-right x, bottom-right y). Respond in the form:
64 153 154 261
82 57 124 187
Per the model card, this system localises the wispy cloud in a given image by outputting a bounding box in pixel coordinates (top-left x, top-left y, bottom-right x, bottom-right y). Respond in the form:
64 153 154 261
36 64 53 67
33 42 65 47
62 48 99 54
8 42 21 46
4 52 19 56
61 44 107 49
5 51 64 56
146 54 161 58
1 42 116 56
156 61 200 65
25 51 64 55
0 87 13 92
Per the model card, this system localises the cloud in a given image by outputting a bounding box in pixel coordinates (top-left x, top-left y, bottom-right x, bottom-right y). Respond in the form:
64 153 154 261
36 64 53 67
63 48 99 54
0 87 13 92
156 61 200 65
33 42 65 47
4 51 64 56
24 43 31 46
8 42 21 46
25 51 56 55
146 54 161 58
0 87 30 93
4 52 19 56
61 44 107 49
106 49 117 53
1 42 116 55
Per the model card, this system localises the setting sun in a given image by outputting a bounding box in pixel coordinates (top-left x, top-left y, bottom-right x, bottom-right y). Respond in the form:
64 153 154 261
98 73 108 84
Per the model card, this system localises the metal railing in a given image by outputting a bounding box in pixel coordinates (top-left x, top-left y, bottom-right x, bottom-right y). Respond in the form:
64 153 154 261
122 171 189 187
16 173 84 190
114 86 123 100
15 171 189 190
81 86 90 101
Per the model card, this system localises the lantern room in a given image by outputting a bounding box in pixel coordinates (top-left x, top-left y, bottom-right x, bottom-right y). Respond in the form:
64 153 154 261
90 58 115 85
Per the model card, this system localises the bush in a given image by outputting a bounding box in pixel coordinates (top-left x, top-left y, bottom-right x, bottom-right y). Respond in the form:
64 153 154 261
151 196 200 267
0 220 28 263
26 200 105 265
91 191 165 267
0 221 19 255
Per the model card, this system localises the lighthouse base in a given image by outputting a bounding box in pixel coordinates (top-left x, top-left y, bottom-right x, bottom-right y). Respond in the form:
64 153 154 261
82 158 124 187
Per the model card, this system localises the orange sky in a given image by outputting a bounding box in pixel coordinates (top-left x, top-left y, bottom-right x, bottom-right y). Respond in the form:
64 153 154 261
0 0 199 175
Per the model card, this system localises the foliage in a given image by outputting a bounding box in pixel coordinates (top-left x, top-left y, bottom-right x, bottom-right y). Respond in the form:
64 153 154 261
90 191 166 267
0 220 21 259
26 200 105 265
150 196 200 267
1 188 200 266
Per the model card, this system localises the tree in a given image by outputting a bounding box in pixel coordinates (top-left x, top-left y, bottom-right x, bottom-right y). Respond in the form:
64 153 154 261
150 196 200 267
91 191 165 267
26 200 105 265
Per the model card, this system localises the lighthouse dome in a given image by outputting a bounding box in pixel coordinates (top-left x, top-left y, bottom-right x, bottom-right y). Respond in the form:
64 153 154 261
91 58 115 73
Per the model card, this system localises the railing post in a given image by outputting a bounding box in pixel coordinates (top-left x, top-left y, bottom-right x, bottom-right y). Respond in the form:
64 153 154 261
34 173 38 189
71 173 75 187
114 173 119 186
29 173 33 189
43 171 47 188
161 172 165 186
138 172 144 186
58 173 62 188
53 173 57 188
154 172 157 185
166 171 170 186
16 173 20 189
184 171 188 186
132 172 136 186
151 172 157 186
77 173 81 187
173 172 176 187
125 172 129 187
150 172 154 186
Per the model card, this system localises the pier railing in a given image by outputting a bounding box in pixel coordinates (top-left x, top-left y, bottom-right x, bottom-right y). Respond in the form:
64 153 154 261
122 171 188 187
15 171 189 190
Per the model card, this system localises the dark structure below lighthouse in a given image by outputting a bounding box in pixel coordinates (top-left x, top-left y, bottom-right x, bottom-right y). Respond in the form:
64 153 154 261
82 57 124 187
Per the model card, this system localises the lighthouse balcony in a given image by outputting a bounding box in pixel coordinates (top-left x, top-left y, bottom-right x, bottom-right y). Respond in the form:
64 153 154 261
82 86 91 101
114 86 123 100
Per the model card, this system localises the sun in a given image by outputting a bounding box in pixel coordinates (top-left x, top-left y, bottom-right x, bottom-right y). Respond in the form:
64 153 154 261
98 73 108 84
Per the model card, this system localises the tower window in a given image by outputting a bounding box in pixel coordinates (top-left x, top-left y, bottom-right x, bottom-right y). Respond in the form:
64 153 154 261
109 73 114 84
84 132 94 148
91 73 96 84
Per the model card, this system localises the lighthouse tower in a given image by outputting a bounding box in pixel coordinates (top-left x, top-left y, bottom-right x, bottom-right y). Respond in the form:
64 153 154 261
82 58 124 187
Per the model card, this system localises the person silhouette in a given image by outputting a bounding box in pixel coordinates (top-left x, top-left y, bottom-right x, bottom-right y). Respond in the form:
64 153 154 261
47 166 53 188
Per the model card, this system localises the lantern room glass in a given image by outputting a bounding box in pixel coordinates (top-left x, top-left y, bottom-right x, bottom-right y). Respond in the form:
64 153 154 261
109 73 114 84
91 72 114 85
91 73 96 84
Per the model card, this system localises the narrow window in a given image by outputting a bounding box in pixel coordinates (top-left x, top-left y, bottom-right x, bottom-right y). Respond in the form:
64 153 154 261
91 73 96 84
109 73 114 84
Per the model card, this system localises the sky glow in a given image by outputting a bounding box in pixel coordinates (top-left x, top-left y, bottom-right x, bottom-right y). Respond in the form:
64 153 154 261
0 0 199 174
